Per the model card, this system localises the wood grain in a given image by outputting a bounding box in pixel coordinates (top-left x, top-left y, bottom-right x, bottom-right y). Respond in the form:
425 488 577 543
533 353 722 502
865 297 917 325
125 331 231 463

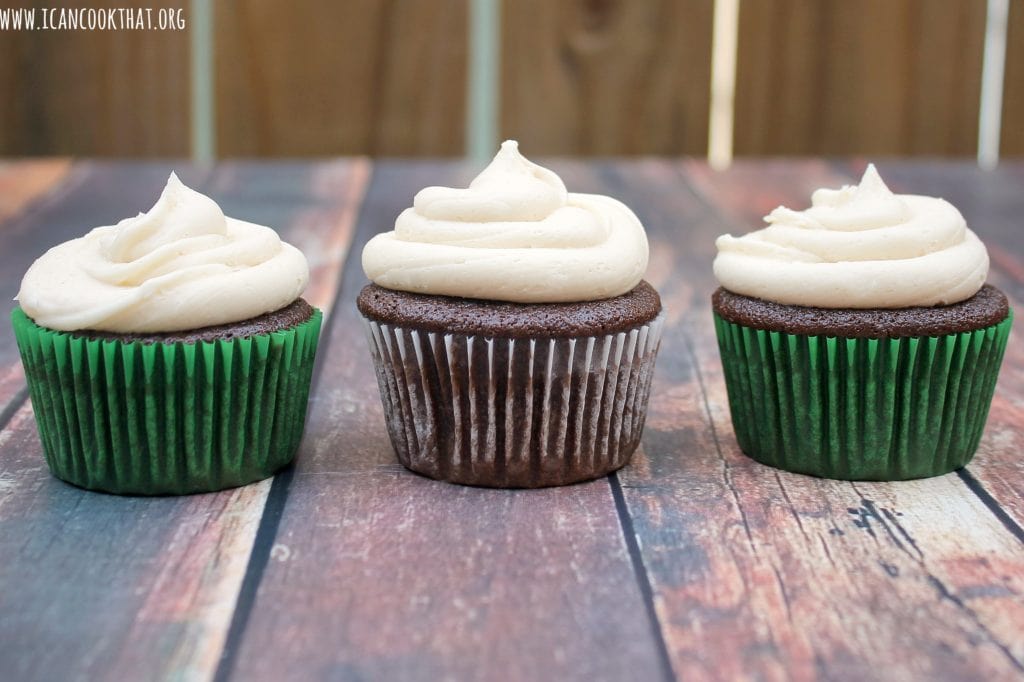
222 162 669 682
215 0 468 157
500 0 714 155
0 161 369 681
610 159 1024 679
1002 0 1024 156
734 0 987 156
0 0 189 156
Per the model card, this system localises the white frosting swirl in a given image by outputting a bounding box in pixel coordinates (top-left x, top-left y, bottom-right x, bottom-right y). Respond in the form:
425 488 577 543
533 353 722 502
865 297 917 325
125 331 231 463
713 164 989 308
362 140 649 302
17 173 309 332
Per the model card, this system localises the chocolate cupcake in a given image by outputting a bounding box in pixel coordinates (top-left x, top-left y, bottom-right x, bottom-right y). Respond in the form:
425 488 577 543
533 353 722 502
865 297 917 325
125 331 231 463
712 165 1012 480
13 173 322 495
358 141 664 487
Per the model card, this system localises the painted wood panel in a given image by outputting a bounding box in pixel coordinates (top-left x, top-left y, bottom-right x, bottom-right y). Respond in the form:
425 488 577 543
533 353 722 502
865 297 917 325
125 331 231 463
0 1 189 156
734 0 987 156
0 160 369 680
500 0 714 155
214 0 468 156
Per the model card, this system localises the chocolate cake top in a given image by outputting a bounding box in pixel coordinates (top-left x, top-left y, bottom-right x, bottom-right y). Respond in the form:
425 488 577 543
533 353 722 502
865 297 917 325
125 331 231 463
358 281 662 339
63 298 315 345
712 285 1009 339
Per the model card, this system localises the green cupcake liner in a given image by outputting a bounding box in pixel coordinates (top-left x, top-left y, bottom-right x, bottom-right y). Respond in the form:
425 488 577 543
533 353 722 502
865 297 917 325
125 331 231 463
11 307 322 495
713 311 1012 481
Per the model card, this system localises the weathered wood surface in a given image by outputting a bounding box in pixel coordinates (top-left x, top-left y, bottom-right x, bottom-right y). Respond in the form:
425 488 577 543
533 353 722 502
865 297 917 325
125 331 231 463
500 0 714 155
0 160 369 681
0 160 1022 682
734 0 987 157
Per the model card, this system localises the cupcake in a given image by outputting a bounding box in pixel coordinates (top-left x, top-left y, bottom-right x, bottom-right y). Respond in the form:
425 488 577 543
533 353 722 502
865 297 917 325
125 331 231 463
712 164 1011 480
358 140 664 488
12 173 322 495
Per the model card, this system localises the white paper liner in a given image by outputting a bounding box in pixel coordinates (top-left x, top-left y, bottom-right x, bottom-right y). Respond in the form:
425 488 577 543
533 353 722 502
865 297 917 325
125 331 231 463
362 313 665 487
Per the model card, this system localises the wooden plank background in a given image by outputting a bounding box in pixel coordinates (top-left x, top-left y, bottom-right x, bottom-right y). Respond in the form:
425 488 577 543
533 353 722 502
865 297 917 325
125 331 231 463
1 0 1021 158
1002 0 1024 156
0 0 189 156
733 0 987 156
214 0 468 156
499 0 714 155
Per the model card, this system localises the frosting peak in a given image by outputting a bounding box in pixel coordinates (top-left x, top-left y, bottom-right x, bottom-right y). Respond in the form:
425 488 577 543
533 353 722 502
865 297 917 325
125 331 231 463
767 164 911 232
362 140 648 303
713 164 989 309
17 173 309 332
104 172 227 262
414 140 566 222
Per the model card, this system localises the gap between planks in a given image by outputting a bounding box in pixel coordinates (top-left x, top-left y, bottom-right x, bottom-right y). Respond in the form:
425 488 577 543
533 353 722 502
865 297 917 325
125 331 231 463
214 161 372 680
209 158 373 680
213 161 672 682
609 472 678 682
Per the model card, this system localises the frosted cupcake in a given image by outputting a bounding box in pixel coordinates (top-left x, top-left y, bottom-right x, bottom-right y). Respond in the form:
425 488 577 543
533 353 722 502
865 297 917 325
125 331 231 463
13 173 322 494
712 165 1011 480
358 141 664 487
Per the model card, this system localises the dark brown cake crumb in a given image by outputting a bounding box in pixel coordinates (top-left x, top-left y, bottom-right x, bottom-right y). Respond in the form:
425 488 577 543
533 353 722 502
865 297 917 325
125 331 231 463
65 298 315 345
357 281 662 338
712 285 1009 339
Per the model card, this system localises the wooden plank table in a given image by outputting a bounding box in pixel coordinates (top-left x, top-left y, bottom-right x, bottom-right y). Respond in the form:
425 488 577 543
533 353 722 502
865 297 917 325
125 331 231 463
0 159 1021 682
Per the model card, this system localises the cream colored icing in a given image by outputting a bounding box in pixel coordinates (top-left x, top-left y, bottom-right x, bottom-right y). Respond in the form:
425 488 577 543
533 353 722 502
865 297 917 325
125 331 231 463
361 140 649 302
17 173 309 332
713 164 989 308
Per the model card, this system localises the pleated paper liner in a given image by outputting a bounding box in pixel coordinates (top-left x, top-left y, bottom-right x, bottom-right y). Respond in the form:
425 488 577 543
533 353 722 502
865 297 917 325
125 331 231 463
11 307 322 495
713 311 1013 481
363 313 665 488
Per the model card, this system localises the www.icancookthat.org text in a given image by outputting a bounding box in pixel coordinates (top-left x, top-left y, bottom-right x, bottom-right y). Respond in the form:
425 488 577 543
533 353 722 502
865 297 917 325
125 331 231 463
0 6 185 31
